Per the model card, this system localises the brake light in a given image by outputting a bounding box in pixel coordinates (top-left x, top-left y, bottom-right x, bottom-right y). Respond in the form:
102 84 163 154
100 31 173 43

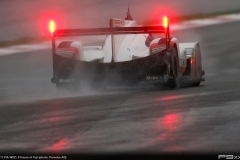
49 20 56 35
163 16 168 29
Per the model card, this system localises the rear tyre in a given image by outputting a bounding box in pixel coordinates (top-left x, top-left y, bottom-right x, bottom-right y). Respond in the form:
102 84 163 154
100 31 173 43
166 47 180 89
193 44 202 86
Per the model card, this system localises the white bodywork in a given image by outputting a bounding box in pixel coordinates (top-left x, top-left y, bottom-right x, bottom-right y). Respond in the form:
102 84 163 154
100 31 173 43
53 13 204 89
57 18 199 69
60 19 150 63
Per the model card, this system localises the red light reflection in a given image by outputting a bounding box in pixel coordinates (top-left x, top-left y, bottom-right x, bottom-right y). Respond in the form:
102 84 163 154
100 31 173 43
160 95 182 101
45 100 71 152
162 113 181 131
158 113 182 148
49 117 60 122
51 139 69 151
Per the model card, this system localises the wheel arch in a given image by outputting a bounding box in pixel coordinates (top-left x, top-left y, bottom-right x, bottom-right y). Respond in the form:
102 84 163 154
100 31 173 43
56 41 83 60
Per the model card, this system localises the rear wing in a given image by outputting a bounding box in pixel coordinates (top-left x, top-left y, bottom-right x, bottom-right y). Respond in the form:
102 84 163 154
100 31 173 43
51 17 170 60
54 26 165 36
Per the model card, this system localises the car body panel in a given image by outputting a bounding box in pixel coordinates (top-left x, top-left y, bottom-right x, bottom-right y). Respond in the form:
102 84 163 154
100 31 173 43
51 11 205 88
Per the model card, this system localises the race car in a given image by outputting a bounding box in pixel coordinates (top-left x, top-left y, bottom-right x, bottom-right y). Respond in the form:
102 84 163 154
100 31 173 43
50 8 205 91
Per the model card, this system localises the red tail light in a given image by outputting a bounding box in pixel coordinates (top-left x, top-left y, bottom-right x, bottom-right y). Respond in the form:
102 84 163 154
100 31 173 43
163 16 168 29
49 20 56 35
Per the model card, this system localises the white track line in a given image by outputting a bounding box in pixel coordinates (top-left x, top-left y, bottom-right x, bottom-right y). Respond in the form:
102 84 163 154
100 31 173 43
172 13 240 30
1 13 240 56
0 43 51 56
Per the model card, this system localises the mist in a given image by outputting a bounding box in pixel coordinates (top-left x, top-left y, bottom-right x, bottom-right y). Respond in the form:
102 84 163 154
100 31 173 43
1 0 240 41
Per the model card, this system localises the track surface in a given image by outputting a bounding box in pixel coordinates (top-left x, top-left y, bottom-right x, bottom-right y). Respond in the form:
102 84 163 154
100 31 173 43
1 21 240 155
